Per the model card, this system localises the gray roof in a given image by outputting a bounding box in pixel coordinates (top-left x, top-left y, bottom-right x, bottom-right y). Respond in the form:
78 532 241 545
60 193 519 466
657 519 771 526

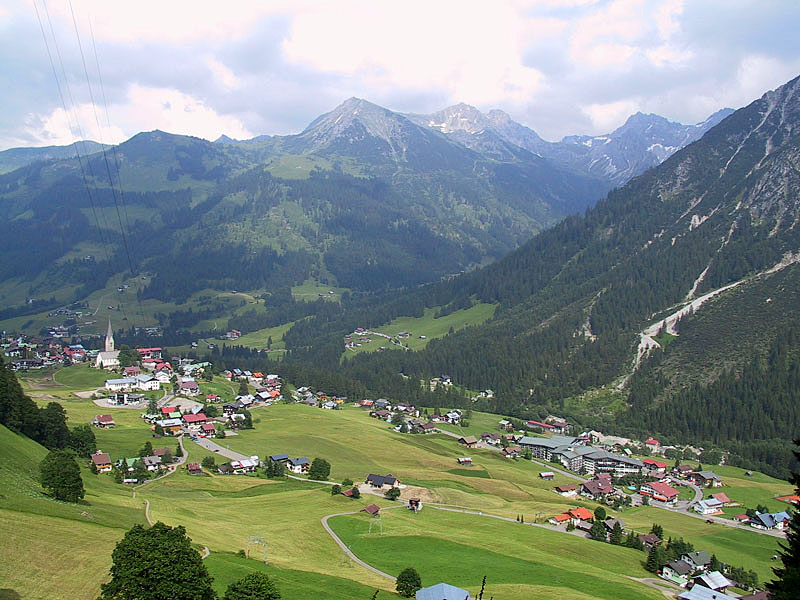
518 435 579 448
694 570 733 590
683 551 711 566
416 583 471 600
290 457 309 466
678 585 738 600
695 470 722 480
666 560 693 576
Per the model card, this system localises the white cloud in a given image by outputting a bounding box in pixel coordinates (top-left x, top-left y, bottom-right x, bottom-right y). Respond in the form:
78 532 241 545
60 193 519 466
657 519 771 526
583 99 640 131
207 59 241 90
22 85 252 146
281 1 545 105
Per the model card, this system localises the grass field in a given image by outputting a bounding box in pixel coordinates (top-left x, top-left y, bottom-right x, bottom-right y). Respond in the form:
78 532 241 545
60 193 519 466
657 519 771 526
343 303 497 356
7 368 789 599
329 509 664 600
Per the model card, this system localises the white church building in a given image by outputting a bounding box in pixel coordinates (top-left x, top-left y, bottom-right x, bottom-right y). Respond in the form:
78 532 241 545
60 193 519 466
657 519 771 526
95 320 120 370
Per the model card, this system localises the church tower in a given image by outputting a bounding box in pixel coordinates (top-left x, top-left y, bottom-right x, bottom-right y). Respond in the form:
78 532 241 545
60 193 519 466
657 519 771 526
104 319 115 353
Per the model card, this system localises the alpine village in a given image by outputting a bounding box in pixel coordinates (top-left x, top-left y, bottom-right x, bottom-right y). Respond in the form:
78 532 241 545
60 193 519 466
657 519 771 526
1 4 799 600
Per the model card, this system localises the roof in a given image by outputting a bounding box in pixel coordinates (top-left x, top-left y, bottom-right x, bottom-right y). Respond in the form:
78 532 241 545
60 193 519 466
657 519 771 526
694 570 733 590
95 414 114 423
640 533 661 545
269 454 289 462
362 504 380 515
366 473 398 486
416 583 471 600
551 513 571 522
201 423 216 432
290 457 310 466
665 560 693 575
568 507 593 520
91 452 111 465
156 418 183 427
695 470 722 481
187 462 202 470
555 484 577 492
678 585 738 600
683 551 711 566
711 492 731 504
459 435 478 444
182 413 208 423
643 481 679 498
644 458 667 469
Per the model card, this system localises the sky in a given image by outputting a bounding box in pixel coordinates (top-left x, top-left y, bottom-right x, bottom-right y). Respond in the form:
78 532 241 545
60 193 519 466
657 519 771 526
1 0 799 150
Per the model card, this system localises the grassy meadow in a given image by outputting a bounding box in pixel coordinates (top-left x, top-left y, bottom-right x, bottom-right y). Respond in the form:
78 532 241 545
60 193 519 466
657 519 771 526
4 364 790 598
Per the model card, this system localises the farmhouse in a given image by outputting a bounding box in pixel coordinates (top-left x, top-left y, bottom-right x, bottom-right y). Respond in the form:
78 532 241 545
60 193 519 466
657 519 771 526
643 458 668 475
661 560 693 586
288 457 310 474
681 551 711 571
365 473 399 489
229 457 260 474
179 381 200 396
692 571 733 592
90 451 112 473
502 445 521 458
555 483 577 497
640 533 661 551
694 498 724 515
93 414 115 428
458 435 478 448
187 462 203 475
269 454 290 464
155 418 183 435
361 504 380 516
750 511 791 531
692 471 723 487
678 586 738 600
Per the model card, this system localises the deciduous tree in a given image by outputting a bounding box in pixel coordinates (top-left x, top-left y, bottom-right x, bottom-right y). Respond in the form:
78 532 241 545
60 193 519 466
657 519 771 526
99 522 216 600
396 567 422 598
308 457 331 481
224 572 280 600
68 424 97 458
40 449 84 502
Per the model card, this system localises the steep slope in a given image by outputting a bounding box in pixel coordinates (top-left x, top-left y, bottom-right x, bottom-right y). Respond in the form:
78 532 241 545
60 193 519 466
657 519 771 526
0 139 105 174
286 74 800 474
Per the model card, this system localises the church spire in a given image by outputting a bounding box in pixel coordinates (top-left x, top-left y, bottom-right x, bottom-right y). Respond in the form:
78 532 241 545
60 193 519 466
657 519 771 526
105 319 115 353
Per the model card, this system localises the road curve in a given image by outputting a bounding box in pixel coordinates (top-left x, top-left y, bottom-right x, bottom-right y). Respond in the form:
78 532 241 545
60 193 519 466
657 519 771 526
320 509 400 581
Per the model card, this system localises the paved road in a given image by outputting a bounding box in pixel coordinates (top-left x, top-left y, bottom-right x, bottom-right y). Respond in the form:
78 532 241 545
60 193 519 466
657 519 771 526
191 435 249 462
320 507 405 581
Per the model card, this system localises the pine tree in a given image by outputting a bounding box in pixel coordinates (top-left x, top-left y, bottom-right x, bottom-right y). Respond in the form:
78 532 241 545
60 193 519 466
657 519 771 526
767 439 800 599
646 546 661 573
610 521 623 545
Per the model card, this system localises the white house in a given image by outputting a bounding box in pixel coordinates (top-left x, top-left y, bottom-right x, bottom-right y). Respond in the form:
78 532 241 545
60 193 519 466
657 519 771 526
694 498 724 515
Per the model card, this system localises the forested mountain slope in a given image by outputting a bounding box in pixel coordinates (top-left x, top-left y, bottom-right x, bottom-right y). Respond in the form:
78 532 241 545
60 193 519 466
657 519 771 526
283 75 800 476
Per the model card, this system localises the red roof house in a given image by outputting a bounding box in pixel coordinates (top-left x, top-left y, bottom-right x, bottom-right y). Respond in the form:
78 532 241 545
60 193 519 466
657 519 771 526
640 481 679 502
362 504 380 515
182 413 208 424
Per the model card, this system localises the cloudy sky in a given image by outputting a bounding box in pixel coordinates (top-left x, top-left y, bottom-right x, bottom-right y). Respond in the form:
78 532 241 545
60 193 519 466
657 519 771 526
1 0 799 150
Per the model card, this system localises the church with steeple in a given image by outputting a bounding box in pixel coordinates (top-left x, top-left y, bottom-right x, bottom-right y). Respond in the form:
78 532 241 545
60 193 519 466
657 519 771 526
95 319 120 370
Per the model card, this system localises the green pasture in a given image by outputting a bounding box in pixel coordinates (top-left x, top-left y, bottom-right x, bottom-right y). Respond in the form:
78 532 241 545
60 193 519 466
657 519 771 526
329 508 663 600
431 409 521 437
291 278 348 302
343 302 497 357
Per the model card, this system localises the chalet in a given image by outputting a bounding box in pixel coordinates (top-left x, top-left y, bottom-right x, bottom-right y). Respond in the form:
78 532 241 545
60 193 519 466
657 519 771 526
502 445 521 458
415 583 471 600
229 457 260 473
481 432 501 445
661 560 693 586
321 401 337 410
580 477 613 500
365 473 399 489
91 451 112 473
681 551 711 571
691 471 723 488
361 504 380 516
179 381 200 396
444 410 461 424
152 447 171 458
268 454 290 463
498 419 514 431
546 416 570 433
200 423 216 436
93 414 115 428
288 457 310 474
710 492 732 505
223 401 246 415
359 399 375 409
206 394 220 403
416 423 436 434
694 498 724 515
555 483 577 497
750 511 791 531
155 418 183 435
457 457 472 465
370 410 391 420
603 517 625 533
644 437 661 452
568 507 593 523
673 464 695 477
187 462 203 475
640 533 661 551
643 458 668 475
640 481 680 504
549 513 571 525
123 366 141 376
136 347 163 360
693 571 733 593
458 435 478 448
182 413 209 430
733 514 750 523
374 399 392 411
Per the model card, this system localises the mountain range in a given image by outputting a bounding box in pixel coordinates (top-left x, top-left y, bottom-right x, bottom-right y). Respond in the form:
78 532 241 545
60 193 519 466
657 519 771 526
0 97 724 316
275 74 800 477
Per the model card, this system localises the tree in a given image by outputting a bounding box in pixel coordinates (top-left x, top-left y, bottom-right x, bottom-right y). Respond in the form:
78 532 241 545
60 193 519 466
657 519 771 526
350 486 361 499
767 439 800 599
239 409 253 430
117 345 140 369
40 449 84 502
594 507 607 522
396 567 422 597
308 458 331 481
68 424 97 458
147 397 158 415
385 487 401 501
610 521 623 545
331 484 342 495
99 522 216 600
224 572 280 600
132 459 150 482
162 451 173 465
202 456 216 470
589 520 607 541
40 402 70 449
650 523 664 539
138 441 154 457
646 546 662 573
267 460 285 478
341 478 353 487
154 423 164 436
238 380 249 396
175 442 183 458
